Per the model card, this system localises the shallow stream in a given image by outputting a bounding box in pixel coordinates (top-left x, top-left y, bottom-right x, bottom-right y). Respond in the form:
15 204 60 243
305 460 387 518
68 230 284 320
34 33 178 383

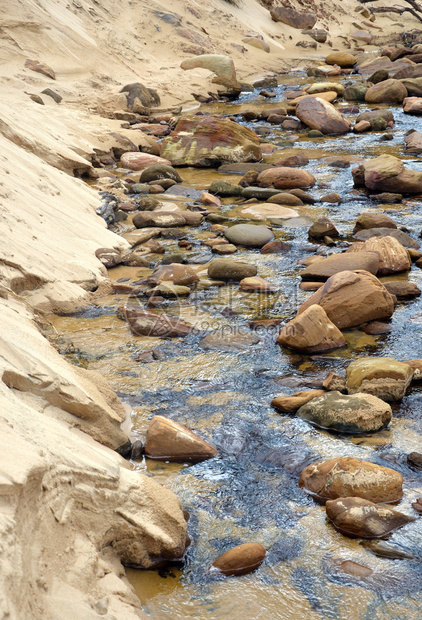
48 72 422 619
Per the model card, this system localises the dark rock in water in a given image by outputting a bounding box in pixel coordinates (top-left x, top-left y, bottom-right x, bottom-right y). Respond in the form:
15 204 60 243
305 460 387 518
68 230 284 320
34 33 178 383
407 451 422 470
115 437 132 457
130 439 145 459
139 165 183 184
308 217 339 240
361 321 392 335
261 239 290 253
326 496 415 539
289 188 316 204
353 212 397 232
369 192 402 203
164 185 203 200
124 307 194 337
266 537 303 563
211 542 266 576
256 444 317 476
200 329 260 352
297 391 392 434
225 224 274 248
368 69 389 84
208 258 257 281
95 247 122 268
240 187 281 200
356 109 394 124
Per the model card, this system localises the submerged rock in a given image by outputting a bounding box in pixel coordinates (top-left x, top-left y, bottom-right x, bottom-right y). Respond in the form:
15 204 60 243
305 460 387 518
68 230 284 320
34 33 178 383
145 415 217 461
299 456 403 503
345 357 413 401
200 329 260 352
297 391 392 433
211 542 266 576
147 264 199 286
326 497 415 538
124 308 194 337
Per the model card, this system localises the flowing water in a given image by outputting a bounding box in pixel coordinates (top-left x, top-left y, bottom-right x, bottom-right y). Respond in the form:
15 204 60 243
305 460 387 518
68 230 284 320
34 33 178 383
47 71 422 619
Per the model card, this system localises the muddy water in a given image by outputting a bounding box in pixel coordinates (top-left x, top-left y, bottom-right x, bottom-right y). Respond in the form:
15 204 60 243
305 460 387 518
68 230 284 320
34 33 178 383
48 73 422 619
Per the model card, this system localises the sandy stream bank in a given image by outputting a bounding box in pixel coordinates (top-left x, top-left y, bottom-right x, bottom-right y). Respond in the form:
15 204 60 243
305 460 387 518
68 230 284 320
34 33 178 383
0 0 419 617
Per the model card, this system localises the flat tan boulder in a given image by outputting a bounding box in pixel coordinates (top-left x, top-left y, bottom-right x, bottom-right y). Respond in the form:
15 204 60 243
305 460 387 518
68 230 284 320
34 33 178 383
346 236 411 275
145 415 218 461
298 270 395 329
295 97 350 134
403 96 422 114
272 389 326 412
276 304 346 353
353 212 397 232
365 79 408 104
300 252 379 281
352 154 422 194
211 543 266 576
289 91 338 106
299 456 403 503
325 52 356 67
346 357 413 401
306 82 345 95
404 130 422 153
257 166 315 189
326 497 415 538
240 203 299 220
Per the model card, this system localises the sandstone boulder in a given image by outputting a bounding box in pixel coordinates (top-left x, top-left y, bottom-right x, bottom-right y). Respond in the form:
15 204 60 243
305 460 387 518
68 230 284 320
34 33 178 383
272 390 326 412
365 79 407 104
299 456 403 503
224 224 274 248
145 415 217 461
270 7 317 30
326 497 415 538
276 304 346 354
300 252 379 281
239 276 277 292
296 97 351 134
346 236 411 275
353 227 419 249
404 130 422 154
352 154 422 194
120 152 171 171
346 357 413 401
147 264 199 286
384 281 421 299
240 203 299 220
95 247 122 269
160 116 261 167
298 270 395 329
133 211 187 228
211 543 266 576
403 96 422 114
297 391 392 433
208 259 257 281
139 165 183 183
180 54 241 90
353 212 397 232
308 217 339 240
257 167 315 189
325 52 356 67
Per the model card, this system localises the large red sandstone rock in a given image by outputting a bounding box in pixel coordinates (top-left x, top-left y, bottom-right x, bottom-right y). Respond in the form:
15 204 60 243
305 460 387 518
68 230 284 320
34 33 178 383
352 154 422 194
276 304 346 353
145 415 217 461
299 456 403 503
270 7 317 29
297 270 395 329
365 79 408 104
211 543 266 576
295 96 351 134
160 116 261 167
257 167 315 189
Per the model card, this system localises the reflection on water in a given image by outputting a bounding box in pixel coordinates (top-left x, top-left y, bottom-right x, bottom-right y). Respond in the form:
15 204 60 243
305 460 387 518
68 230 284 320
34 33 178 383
47 69 422 619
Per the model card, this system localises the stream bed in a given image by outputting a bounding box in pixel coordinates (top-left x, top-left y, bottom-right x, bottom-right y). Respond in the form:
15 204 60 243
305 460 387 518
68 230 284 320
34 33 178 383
47 72 422 619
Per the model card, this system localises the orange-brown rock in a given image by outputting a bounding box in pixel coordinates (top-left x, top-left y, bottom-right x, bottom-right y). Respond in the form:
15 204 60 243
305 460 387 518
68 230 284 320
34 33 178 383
300 253 379 281
276 304 346 353
352 154 422 194
299 456 403 503
211 542 266 576
295 97 351 134
120 152 171 171
325 52 356 67
347 236 411 275
297 270 395 329
326 497 415 538
353 212 397 232
257 167 315 189
272 390 326 412
160 116 261 167
365 79 408 103
147 264 199 286
145 415 217 461
124 307 194 337
239 277 277 292
25 58 56 79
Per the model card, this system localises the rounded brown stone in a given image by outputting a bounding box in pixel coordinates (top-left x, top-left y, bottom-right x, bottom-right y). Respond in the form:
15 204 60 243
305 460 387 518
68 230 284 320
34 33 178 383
211 543 266 576
145 416 218 462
